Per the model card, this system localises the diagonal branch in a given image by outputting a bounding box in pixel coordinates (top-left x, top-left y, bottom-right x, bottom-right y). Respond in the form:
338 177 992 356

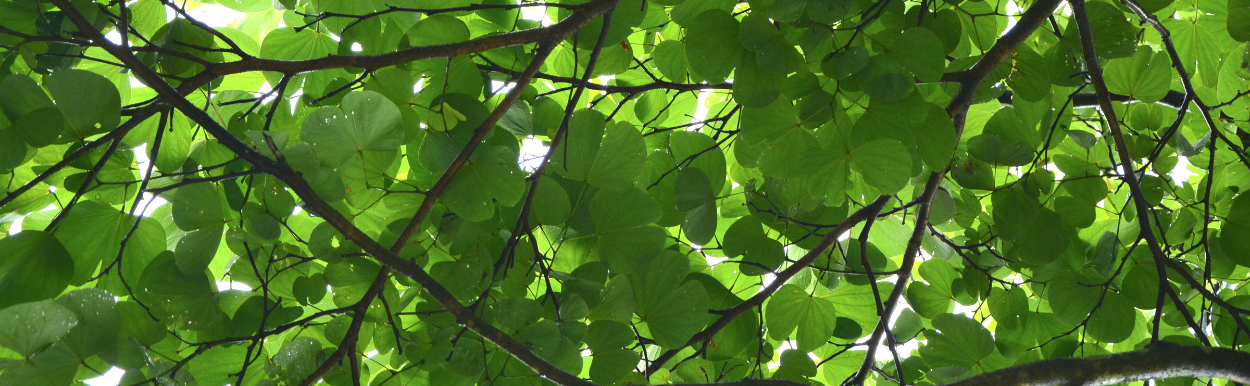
645 195 893 375
1068 0 1230 344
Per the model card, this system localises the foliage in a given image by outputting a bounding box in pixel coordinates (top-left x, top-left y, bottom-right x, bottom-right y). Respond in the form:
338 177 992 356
1 0 1249 384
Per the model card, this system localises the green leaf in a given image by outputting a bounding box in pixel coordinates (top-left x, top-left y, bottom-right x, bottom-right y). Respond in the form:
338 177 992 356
531 178 571 225
888 27 946 82
1104 47 1173 103
259 28 336 60
588 122 646 190
1085 292 1135 343
54 289 118 360
1006 46 1052 103
592 187 662 232
45 70 121 139
271 337 323 383
10 107 66 148
1229 0 1250 42
765 284 838 352
172 183 226 231
588 275 636 323
822 46 869 79
0 300 78 357
653 40 690 82
722 216 785 275
175 225 224 275
216 0 271 12
301 90 405 168
913 105 958 170
0 75 53 123
1219 192 1250 266
441 146 524 222
633 251 708 349
683 9 742 84
918 314 994 368
732 50 783 108
585 320 634 352
906 283 952 319
856 56 915 101
1075 2 1141 60
987 287 1029 330
492 298 542 330
590 348 640 384
52 201 133 285
968 134 1034 166
0 346 79 386
1047 276 1101 326
138 252 221 330
0 232 74 309
851 139 911 194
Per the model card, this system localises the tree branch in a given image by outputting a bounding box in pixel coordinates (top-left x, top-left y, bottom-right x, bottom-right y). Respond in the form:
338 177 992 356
645 195 893 375
947 341 1250 386
48 2 629 386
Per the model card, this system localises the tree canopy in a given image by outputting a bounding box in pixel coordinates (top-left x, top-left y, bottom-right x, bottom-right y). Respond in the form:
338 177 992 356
1 0 1250 385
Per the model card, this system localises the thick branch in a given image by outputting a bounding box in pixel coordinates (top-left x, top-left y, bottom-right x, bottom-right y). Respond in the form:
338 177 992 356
997 89 1188 109
945 0 1064 115
947 342 1250 386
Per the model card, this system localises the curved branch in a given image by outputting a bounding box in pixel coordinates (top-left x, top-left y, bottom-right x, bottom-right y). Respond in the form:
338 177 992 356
947 342 1250 386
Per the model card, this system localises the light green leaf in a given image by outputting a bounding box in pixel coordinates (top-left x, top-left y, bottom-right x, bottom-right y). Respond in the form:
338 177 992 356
301 90 405 168
1104 48 1173 103
259 28 337 60
766 284 838 352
